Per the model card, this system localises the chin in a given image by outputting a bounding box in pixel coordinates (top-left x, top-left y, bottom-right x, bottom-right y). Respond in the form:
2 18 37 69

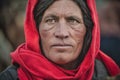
51 57 70 65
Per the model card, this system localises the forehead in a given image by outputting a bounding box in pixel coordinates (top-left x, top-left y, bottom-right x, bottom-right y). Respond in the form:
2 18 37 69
43 0 82 17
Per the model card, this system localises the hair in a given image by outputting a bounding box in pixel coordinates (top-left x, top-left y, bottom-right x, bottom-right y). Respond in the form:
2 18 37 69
34 0 93 64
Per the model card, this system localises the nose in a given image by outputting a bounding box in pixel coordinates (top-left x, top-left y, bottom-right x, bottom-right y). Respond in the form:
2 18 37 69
54 20 69 39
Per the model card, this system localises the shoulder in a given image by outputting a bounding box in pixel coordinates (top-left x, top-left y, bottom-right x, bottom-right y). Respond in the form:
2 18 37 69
92 59 109 80
0 65 19 80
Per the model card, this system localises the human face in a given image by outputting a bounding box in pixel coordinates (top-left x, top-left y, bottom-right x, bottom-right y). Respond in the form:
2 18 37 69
39 0 86 67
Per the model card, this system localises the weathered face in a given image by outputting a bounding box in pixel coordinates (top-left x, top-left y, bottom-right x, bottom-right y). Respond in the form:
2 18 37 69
39 0 86 66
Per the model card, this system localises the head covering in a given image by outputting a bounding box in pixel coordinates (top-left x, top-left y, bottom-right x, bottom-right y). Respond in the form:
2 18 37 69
11 0 120 80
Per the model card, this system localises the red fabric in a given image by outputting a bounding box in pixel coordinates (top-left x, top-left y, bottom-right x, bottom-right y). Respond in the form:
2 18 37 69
11 0 120 80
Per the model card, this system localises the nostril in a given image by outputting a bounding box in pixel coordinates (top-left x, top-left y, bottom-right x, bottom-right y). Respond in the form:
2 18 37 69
64 35 69 38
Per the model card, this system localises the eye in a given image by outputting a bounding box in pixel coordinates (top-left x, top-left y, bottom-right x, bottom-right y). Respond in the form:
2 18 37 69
67 18 80 25
45 17 57 25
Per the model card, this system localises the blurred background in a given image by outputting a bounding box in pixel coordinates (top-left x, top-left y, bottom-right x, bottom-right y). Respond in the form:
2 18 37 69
0 0 120 72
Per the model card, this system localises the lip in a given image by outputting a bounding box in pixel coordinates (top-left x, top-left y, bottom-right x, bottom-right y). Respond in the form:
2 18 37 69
51 44 73 48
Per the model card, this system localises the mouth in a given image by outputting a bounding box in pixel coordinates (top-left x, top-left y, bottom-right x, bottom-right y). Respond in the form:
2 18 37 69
51 44 73 48
51 43 73 52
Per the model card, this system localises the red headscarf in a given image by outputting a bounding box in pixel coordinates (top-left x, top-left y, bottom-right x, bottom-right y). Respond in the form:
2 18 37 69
11 0 120 80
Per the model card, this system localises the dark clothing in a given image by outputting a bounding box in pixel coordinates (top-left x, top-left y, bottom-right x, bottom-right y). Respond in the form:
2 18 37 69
0 60 109 80
0 65 18 80
92 60 109 80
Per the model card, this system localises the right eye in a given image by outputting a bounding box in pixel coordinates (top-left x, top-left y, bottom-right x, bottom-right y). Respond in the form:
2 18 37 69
45 18 57 25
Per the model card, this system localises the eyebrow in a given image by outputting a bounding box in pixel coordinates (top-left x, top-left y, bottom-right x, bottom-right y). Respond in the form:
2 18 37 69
44 14 59 20
43 14 83 22
66 16 83 23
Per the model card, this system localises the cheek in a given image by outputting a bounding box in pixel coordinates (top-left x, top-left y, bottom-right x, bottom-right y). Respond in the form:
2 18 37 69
39 25 49 38
39 27 55 53
76 33 85 44
40 31 48 39
39 28 50 50
72 28 86 44
39 23 55 40
39 25 52 41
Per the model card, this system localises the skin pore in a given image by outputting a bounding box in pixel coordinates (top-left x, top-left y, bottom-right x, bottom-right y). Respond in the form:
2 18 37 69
39 0 86 70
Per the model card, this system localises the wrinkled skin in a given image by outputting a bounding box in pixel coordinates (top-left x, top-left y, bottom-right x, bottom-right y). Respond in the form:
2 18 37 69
39 0 86 70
